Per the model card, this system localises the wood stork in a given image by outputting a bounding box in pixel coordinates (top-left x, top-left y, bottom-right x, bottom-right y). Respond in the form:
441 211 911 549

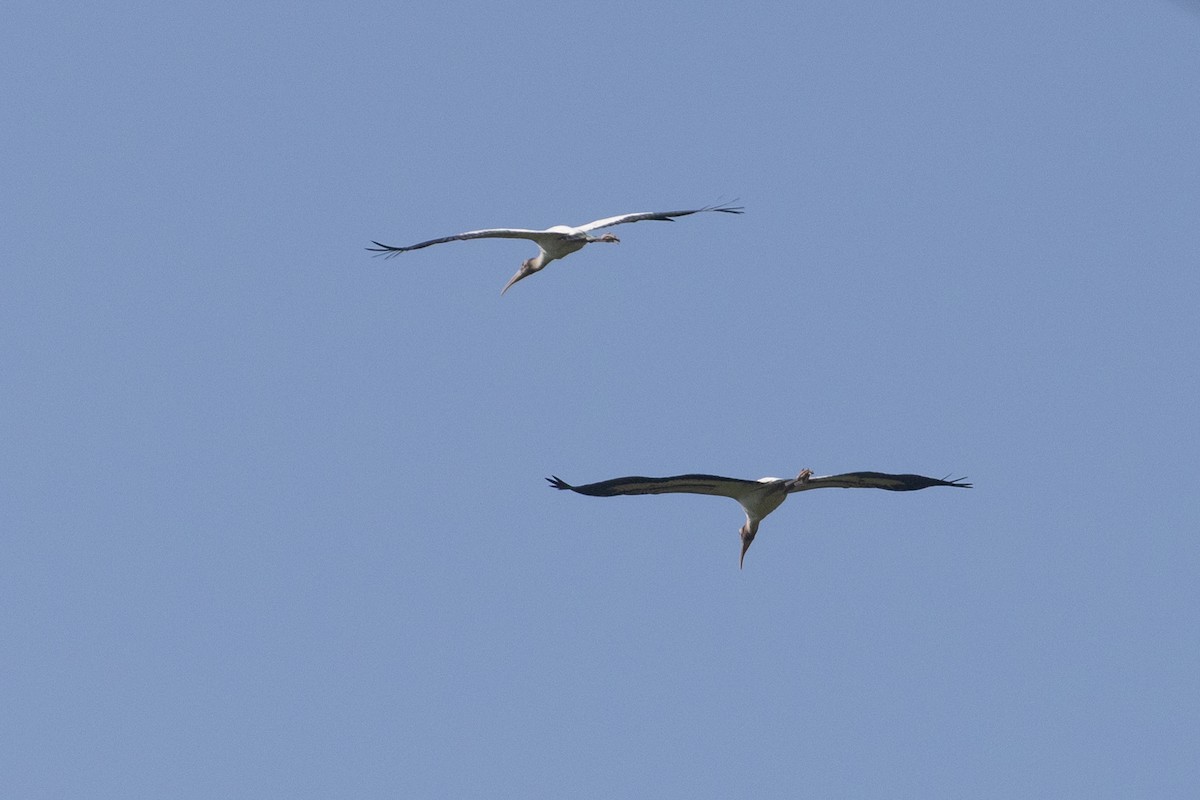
548 469 971 568
367 203 744 294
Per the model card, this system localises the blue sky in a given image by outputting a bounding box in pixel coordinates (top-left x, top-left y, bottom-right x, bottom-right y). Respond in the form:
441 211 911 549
4 1 1199 796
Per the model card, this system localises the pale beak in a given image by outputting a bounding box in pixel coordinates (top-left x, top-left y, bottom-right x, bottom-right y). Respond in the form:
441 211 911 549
740 533 753 569
501 265 534 295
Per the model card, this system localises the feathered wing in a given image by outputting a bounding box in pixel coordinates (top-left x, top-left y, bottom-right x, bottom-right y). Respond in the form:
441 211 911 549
368 203 743 255
547 473 759 499
366 227 557 257
575 203 745 233
789 471 972 492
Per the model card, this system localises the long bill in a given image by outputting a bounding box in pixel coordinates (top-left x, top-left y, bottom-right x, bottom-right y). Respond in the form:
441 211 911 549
739 521 757 570
501 264 535 295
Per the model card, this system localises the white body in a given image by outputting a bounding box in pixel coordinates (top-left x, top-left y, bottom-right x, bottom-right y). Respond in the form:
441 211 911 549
548 469 971 568
367 204 744 294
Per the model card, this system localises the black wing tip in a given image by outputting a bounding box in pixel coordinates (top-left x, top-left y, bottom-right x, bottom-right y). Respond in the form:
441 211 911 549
702 202 744 214
365 241 407 257
547 475 571 490
705 198 744 214
863 472 973 490
908 474 972 489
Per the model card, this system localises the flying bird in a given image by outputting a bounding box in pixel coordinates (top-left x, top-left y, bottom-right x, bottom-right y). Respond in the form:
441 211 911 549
548 469 971 568
367 203 744 294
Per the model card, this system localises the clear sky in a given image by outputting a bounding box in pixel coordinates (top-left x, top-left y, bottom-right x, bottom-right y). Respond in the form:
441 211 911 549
4 1 1199 797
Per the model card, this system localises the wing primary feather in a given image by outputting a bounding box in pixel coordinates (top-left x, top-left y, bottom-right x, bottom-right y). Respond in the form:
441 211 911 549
578 203 745 233
547 473 757 498
366 228 552 257
792 471 972 492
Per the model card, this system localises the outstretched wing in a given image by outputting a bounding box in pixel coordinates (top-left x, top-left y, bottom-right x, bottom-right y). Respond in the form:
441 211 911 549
548 473 759 499
366 227 555 258
575 203 745 233
789 471 972 492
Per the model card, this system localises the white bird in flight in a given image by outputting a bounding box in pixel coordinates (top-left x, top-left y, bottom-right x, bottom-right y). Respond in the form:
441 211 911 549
549 469 971 568
367 203 744 294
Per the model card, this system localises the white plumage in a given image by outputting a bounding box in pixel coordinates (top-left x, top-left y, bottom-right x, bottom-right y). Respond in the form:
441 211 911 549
549 469 971 568
368 203 744 294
